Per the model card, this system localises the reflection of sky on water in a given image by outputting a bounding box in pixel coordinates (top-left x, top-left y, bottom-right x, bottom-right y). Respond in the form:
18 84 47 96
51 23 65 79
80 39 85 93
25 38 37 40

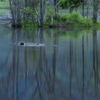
0 27 100 100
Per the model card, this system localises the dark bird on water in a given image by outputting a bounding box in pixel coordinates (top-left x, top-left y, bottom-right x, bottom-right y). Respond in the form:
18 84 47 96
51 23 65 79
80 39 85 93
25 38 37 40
20 42 24 45
37 43 39 45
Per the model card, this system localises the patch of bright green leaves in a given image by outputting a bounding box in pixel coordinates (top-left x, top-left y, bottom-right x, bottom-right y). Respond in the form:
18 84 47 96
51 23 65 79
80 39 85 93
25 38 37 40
22 7 38 27
46 12 93 28
61 13 69 22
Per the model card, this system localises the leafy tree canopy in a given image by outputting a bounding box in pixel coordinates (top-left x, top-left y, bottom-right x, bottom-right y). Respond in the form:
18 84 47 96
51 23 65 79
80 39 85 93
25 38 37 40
59 0 84 9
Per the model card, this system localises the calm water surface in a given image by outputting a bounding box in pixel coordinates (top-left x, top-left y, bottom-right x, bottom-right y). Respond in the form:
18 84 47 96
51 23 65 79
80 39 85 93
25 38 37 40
0 27 100 100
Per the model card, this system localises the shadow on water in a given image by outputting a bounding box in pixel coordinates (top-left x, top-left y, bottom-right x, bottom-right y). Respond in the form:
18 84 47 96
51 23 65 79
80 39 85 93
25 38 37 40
0 27 100 100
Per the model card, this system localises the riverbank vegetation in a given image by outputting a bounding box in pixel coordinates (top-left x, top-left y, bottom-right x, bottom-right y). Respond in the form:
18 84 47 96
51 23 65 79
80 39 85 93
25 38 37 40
21 0 100 29
0 0 100 29
22 11 100 29
46 12 93 27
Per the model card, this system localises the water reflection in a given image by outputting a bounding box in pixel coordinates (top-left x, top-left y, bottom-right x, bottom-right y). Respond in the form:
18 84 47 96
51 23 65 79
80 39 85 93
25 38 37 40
0 28 100 100
93 30 98 99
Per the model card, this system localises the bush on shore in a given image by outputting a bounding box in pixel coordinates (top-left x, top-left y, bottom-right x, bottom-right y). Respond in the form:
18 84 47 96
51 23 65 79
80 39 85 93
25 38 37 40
46 12 93 27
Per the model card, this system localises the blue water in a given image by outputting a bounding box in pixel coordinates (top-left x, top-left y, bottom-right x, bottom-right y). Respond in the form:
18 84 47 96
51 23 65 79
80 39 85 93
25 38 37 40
0 27 100 100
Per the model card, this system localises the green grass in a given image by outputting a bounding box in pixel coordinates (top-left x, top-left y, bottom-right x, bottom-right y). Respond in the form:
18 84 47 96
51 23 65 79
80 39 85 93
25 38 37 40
0 1 9 9
0 9 10 15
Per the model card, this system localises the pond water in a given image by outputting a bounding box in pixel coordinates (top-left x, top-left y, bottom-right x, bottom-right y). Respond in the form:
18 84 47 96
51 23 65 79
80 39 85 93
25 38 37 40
0 8 100 100
0 26 100 100
0 9 11 18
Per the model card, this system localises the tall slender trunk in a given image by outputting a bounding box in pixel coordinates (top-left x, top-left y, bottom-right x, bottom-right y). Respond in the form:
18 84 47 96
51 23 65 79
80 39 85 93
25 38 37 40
40 0 43 25
54 0 56 12
54 0 59 12
9 0 15 25
87 5 89 18
82 2 85 18
50 1 60 26
69 7 73 13
33 6 40 26
93 0 98 23
25 0 27 7
40 0 46 26
9 0 22 27
43 0 46 24
16 0 21 26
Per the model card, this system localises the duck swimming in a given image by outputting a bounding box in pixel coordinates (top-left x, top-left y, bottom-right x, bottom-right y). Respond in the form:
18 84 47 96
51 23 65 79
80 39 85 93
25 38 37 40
20 42 24 45
37 43 39 45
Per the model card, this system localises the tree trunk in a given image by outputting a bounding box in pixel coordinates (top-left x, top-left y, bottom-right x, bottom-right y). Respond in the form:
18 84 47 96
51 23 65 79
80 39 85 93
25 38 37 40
54 0 59 12
69 7 73 13
43 0 46 24
9 0 15 25
54 0 56 12
93 0 98 23
82 2 85 18
16 0 22 27
9 0 22 27
25 0 27 7
87 5 89 18
50 1 60 27
33 6 40 26
40 0 43 26
39 0 46 26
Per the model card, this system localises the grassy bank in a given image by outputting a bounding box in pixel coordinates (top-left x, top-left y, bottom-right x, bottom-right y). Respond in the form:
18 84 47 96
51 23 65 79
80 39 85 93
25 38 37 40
0 1 9 9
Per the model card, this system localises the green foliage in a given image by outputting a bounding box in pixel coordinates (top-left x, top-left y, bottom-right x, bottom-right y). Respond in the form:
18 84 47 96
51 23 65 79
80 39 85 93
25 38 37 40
53 20 60 25
46 6 53 14
59 0 84 9
46 12 61 24
22 7 36 24
61 13 69 22
60 12 93 27
92 20 100 29
68 12 84 23
22 22 38 29
46 12 93 28
46 7 53 24
46 13 51 24
50 12 93 28
82 18 93 27
53 12 61 22
96 20 100 25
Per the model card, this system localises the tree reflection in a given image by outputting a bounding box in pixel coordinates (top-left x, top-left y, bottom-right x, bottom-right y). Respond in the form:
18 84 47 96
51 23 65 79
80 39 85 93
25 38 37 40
0 28 100 100
12 29 20 100
69 38 72 100
93 30 98 99
82 36 84 100
52 29 58 99
25 47 28 93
